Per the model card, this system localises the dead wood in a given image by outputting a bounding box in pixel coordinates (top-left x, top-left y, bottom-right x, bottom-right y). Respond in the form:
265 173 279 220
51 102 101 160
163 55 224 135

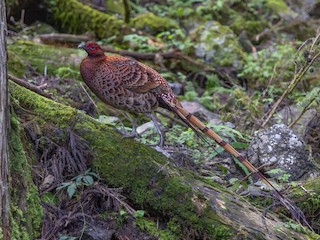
38 33 93 46
0 1 10 238
8 74 54 99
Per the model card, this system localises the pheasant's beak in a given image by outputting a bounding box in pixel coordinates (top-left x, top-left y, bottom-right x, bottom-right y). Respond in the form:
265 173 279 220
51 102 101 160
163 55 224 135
78 43 86 49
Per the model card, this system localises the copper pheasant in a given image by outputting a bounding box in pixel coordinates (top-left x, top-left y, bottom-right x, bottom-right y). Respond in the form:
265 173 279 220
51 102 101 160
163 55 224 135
78 42 310 228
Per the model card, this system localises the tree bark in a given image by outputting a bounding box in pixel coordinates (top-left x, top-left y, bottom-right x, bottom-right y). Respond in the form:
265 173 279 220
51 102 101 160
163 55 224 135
0 0 10 239
9 81 317 239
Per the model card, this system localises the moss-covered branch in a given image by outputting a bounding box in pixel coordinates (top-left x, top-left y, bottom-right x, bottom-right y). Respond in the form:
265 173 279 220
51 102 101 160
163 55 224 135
9 81 318 239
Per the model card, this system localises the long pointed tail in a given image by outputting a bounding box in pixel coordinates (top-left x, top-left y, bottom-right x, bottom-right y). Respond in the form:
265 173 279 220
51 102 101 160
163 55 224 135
168 102 312 229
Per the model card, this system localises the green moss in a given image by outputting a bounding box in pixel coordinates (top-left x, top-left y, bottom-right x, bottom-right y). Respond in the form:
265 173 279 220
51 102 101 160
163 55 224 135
5 0 19 8
266 0 297 17
7 50 27 77
74 130 233 239
130 12 178 34
10 77 79 129
266 0 289 13
49 0 128 40
9 111 43 239
8 40 83 77
105 0 124 15
135 218 176 240
41 192 59 205
290 178 320 227
10 205 31 240
230 15 267 35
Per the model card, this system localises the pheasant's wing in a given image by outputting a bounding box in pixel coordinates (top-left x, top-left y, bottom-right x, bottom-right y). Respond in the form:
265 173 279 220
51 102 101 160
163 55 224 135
105 55 163 93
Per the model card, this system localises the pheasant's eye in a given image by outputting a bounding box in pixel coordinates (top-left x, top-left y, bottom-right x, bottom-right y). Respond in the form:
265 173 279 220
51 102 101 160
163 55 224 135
90 46 96 50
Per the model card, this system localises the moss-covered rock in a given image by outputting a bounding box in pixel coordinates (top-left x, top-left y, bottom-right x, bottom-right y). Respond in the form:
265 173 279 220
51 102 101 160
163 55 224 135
130 12 178 35
266 0 297 18
48 0 129 40
190 21 245 67
230 15 267 35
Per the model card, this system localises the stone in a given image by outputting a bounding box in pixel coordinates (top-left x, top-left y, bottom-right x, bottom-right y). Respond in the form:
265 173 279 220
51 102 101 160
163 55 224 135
278 105 317 137
247 124 315 180
181 100 219 122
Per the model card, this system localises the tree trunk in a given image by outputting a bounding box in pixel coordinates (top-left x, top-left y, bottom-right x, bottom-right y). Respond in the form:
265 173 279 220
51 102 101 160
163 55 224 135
0 0 10 238
9 81 318 239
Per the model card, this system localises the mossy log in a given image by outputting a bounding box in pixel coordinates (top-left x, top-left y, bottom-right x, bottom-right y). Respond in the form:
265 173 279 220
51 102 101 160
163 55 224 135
9 81 318 239
48 0 129 40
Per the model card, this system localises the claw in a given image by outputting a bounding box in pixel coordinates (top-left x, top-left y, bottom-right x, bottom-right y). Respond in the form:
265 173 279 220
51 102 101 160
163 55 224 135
117 116 139 138
148 112 165 148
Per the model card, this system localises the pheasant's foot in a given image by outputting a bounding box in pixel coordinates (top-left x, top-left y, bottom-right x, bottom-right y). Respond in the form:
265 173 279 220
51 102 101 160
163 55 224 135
116 128 139 139
147 112 166 148
117 115 139 139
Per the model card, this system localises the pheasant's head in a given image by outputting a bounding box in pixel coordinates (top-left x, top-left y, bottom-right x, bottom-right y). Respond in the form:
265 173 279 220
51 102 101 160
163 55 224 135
78 42 105 57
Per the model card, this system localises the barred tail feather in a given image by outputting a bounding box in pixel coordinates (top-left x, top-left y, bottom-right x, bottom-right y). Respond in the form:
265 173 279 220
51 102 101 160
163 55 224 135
165 100 312 229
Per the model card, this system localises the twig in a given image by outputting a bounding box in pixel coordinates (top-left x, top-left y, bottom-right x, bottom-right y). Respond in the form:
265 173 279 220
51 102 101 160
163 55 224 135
101 46 217 73
8 74 55 100
39 33 93 45
288 104 313 129
123 0 130 23
101 45 181 60
80 82 100 116
238 163 272 183
262 33 320 127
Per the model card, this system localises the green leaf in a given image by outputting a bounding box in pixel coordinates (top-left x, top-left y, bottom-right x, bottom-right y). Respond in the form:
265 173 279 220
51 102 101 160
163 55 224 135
120 210 127 216
232 156 251 182
74 176 83 184
230 178 241 191
56 182 72 191
230 142 248 149
59 235 77 240
83 175 94 186
67 183 77 198
134 210 145 218
88 171 99 178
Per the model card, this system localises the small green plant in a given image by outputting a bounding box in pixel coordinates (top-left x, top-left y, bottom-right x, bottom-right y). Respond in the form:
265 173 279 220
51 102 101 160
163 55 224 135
147 0 196 18
59 235 77 240
56 169 99 198
266 168 291 183
207 124 250 157
275 221 306 233
229 177 241 190
134 210 145 218
157 29 192 51
123 34 162 52
239 44 296 84
55 66 79 79
119 209 127 217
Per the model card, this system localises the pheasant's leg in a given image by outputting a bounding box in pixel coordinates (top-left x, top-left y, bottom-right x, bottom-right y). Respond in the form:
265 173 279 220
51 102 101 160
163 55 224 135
117 114 138 138
148 112 165 147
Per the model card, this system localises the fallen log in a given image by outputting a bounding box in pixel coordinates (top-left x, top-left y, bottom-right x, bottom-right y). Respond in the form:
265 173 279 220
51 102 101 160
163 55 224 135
9 81 317 239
